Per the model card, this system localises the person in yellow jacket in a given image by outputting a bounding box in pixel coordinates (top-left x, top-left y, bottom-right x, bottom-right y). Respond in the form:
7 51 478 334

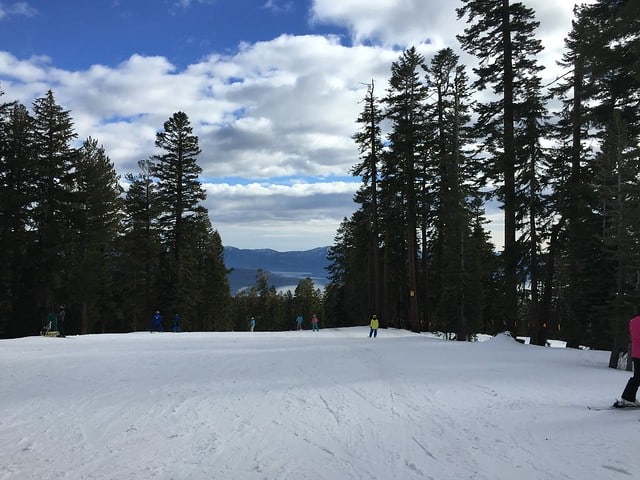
369 314 379 338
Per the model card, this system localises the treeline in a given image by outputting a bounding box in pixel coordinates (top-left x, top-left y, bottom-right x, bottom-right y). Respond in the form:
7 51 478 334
0 91 232 337
0 88 343 337
232 271 329 332
323 0 640 360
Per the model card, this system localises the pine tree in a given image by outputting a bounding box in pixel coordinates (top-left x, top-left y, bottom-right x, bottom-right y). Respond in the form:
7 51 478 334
0 101 38 335
457 0 544 335
547 1 640 352
424 47 484 339
544 6 598 348
382 47 429 332
69 137 123 333
513 72 550 345
352 80 384 319
150 111 206 308
326 213 372 326
121 159 163 330
582 0 640 361
0 94 32 336
251 268 278 331
179 210 231 331
294 277 323 328
30 90 78 323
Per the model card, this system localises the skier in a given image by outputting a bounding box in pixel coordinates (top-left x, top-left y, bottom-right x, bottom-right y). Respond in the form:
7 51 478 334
41 311 57 336
617 307 640 407
369 314 379 338
151 309 163 332
311 314 319 332
296 314 303 330
57 305 66 337
250 317 256 332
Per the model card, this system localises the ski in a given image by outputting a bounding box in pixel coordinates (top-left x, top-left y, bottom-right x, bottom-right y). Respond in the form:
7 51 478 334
611 401 640 409
588 401 640 411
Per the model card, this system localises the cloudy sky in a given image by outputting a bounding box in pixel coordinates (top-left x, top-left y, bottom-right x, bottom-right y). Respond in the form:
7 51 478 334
0 0 585 251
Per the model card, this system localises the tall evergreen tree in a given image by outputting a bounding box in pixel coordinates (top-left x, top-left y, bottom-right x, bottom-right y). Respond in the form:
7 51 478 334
151 112 205 259
352 80 384 318
457 0 544 335
547 1 640 353
326 212 373 326
179 209 231 331
70 138 123 333
150 111 206 308
120 159 163 330
382 47 429 332
582 0 640 361
515 75 552 345
424 47 485 339
30 90 78 325
544 6 598 348
0 94 32 336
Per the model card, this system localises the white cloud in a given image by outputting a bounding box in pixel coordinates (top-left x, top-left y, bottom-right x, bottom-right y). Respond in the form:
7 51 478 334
262 0 294 14
23 34 398 180
204 181 359 250
171 0 217 9
0 52 48 82
311 0 590 85
311 0 453 50
0 1 37 20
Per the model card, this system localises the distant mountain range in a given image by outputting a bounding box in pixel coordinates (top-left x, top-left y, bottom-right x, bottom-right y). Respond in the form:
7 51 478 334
223 246 331 294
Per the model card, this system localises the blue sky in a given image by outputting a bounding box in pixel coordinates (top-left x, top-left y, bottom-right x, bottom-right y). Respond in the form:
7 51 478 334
0 0 583 251
1 1 342 71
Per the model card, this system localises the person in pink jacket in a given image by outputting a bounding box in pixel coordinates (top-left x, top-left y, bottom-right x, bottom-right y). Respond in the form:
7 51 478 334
619 309 640 406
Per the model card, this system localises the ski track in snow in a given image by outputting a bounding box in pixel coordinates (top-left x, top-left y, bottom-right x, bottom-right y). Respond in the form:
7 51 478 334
1 328 639 479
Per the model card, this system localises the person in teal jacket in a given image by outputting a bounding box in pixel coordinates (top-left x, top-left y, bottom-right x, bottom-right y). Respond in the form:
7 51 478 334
41 311 57 335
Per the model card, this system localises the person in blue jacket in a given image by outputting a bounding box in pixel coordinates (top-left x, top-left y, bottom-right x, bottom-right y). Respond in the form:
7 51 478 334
151 309 163 332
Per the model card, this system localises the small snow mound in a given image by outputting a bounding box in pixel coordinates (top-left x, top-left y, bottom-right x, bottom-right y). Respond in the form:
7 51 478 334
484 331 521 345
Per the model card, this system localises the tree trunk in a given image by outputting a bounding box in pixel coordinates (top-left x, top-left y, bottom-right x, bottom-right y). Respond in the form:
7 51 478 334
502 0 518 335
535 217 565 346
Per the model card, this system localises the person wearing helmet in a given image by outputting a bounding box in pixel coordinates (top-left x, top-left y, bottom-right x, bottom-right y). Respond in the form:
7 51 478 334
369 314 379 338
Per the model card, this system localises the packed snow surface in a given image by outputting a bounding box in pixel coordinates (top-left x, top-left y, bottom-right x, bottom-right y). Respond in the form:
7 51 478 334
1 327 638 480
